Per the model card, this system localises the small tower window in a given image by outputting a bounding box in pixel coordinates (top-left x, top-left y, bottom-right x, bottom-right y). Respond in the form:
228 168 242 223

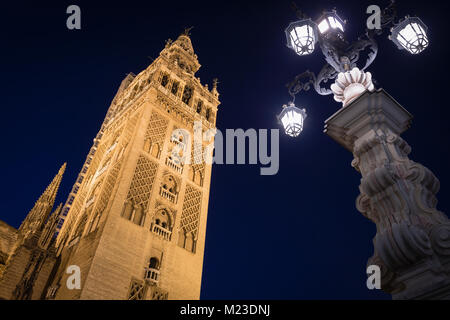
205 108 211 121
149 257 159 269
161 74 169 87
171 81 179 95
196 100 203 114
182 86 193 105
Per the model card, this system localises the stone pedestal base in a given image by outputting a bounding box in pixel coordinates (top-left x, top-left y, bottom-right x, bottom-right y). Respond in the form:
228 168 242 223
324 89 450 300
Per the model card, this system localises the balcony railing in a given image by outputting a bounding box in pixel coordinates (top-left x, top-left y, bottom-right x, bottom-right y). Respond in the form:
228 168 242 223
151 224 172 241
165 157 183 174
159 187 177 203
144 267 160 285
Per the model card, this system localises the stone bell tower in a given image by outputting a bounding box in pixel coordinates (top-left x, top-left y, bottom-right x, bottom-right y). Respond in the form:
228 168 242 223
48 32 220 300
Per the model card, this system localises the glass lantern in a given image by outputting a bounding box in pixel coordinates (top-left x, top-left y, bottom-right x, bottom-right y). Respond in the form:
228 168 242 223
285 19 318 56
390 17 429 54
277 103 307 137
317 11 345 34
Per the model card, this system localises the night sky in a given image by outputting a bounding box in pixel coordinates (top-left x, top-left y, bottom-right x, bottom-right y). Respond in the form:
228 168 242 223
1 0 449 299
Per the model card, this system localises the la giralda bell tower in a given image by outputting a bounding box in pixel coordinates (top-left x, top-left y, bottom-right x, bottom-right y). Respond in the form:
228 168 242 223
50 32 220 300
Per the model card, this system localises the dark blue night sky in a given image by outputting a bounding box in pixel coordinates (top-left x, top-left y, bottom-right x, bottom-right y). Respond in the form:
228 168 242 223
1 0 449 299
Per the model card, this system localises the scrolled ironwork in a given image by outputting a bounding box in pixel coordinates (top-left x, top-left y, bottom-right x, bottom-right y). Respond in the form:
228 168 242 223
288 0 398 100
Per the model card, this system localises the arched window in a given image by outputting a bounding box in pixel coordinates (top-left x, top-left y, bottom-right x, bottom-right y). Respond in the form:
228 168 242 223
133 205 144 226
178 230 196 253
122 201 145 226
153 209 171 229
150 143 160 158
185 232 194 252
177 230 186 248
196 100 203 114
188 167 195 181
149 257 159 269
122 200 134 220
161 74 169 87
182 86 193 105
171 81 179 95
143 138 151 153
162 175 177 194
151 208 172 240
194 171 203 186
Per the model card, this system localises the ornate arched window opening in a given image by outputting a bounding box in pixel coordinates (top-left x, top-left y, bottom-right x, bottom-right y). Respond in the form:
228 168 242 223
177 230 197 253
159 175 178 203
151 208 173 241
196 100 203 114
160 74 169 88
171 81 179 95
150 143 160 158
182 86 193 105
145 257 160 285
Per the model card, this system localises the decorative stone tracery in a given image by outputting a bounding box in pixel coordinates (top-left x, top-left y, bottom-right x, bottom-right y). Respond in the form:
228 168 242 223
178 184 202 253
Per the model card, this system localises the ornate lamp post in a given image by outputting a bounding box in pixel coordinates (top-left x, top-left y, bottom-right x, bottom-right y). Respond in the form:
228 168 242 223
281 1 450 300
282 2 403 111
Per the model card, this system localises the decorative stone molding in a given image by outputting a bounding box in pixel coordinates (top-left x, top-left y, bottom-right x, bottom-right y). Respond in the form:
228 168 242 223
325 89 450 299
330 67 375 107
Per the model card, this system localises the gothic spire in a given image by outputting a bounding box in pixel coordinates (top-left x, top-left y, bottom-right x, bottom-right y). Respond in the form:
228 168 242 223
41 163 66 207
19 163 66 236
39 203 63 249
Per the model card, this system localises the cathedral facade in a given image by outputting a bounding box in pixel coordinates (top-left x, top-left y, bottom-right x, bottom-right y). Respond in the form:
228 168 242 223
0 32 220 300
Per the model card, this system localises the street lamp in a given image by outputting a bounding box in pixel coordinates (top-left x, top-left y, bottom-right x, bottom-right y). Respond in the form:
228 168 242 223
390 16 429 54
280 2 429 136
279 3 450 301
285 19 318 56
317 11 345 34
277 103 307 137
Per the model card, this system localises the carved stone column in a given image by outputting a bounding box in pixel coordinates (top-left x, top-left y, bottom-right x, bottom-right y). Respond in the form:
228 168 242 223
324 89 450 299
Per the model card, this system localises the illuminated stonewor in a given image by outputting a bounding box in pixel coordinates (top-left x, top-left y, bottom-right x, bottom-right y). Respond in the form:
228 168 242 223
1 32 220 300
51 32 219 300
